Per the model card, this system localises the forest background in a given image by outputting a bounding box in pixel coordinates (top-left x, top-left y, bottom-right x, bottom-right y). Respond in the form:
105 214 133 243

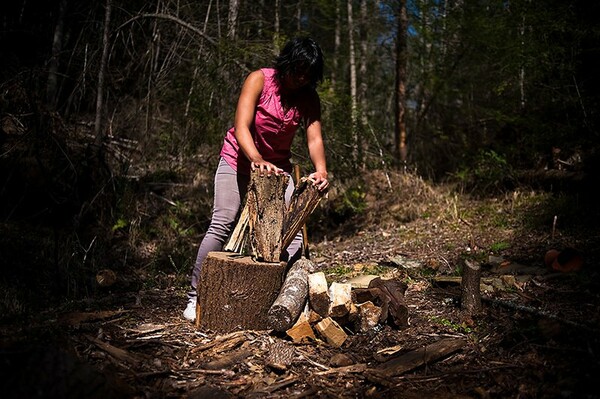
1 0 599 316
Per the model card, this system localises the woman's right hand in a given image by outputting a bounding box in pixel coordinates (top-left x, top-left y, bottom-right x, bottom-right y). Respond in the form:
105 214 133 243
251 159 284 176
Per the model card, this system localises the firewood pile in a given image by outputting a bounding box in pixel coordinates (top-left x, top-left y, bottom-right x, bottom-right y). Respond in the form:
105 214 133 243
269 257 409 348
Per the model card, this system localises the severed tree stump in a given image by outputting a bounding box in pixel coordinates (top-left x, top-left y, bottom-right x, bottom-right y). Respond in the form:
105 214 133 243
461 259 482 315
197 251 285 332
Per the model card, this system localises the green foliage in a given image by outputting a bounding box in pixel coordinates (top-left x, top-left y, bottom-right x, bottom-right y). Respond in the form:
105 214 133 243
429 315 473 334
490 241 511 253
330 184 367 224
112 218 128 232
453 150 515 196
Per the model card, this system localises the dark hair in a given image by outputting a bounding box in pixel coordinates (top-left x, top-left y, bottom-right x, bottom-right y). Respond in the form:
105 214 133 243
274 37 324 89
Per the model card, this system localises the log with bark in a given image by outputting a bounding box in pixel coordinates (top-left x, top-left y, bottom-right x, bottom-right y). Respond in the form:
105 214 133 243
366 338 467 382
247 170 289 262
353 277 409 328
267 257 316 331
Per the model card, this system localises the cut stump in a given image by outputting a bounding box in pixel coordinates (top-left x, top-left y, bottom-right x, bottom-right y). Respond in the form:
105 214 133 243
197 251 285 332
461 259 482 315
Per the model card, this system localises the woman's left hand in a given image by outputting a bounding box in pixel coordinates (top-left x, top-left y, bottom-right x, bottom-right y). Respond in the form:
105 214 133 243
309 171 329 192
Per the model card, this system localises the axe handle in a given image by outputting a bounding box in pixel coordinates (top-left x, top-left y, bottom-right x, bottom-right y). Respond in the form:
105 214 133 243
294 164 311 259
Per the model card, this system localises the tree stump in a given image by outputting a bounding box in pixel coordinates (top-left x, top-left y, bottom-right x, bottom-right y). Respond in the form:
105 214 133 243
461 259 482 315
197 251 285 332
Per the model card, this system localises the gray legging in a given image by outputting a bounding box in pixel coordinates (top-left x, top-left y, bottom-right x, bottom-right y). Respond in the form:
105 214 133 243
188 158 303 299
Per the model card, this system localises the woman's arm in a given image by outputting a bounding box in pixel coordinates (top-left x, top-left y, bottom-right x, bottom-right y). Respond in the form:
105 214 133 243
234 70 283 175
306 118 329 191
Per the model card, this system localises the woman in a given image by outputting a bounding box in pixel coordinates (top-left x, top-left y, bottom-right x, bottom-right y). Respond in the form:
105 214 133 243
184 37 329 321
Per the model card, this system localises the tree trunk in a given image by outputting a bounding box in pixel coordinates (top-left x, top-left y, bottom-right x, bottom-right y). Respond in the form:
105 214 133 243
197 252 286 332
347 0 359 164
394 0 408 168
94 0 112 146
46 0 67 110
227 0 239 40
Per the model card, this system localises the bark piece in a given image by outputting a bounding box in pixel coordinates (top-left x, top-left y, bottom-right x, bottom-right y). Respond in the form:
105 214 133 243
268 257 316 331
308 272 330 317
314 317 347 348
461 259 482 315
247 169 289 262
328 282 352 318
197 251 285 332
353 278 409 328
355 301 382 333
281 177 325 250
265 340 296 371
223 202 249 253
366 338 467 380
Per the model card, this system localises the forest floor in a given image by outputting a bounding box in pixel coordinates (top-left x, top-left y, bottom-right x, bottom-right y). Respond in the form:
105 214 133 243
2 169 600 399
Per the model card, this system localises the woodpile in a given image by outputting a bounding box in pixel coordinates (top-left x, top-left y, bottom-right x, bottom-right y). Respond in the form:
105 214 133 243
198 169 410 341
270 258 409 348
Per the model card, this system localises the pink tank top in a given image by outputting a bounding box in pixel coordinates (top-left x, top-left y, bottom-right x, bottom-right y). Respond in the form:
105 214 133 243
220 68 319 174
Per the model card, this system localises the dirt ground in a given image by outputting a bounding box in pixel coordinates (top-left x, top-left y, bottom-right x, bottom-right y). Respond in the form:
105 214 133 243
1 170 599 399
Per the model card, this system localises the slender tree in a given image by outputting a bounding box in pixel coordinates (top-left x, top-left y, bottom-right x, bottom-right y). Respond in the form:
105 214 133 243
394 0 408 168
347 0 358 164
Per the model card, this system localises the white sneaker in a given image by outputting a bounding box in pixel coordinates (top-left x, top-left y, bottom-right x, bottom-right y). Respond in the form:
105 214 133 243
183 297 197 321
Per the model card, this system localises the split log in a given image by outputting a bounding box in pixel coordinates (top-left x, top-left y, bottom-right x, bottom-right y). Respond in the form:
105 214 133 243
353 277 409 328
355 301 382 333
223 201 249 253
366 338 467 381
314 317 347 348
308 272 330 317
268 257 316 331
197 251 285 332
286 311 316 343
281 177 326 250
247 170 289 262
461 259 482 315
328 282 352 318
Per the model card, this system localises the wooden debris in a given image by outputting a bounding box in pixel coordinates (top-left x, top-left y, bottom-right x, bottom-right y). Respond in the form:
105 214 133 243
268 257 316 331
59 310 131 326
328 282 352 318
96 269 117 287
366 338 467 380
191 331 247 354
353 277 408 327
461 259 483 315
203 348 253 370
265 340 296 371
314 317 347 348
86 335 144 367
286 312 316 343
355 301 382 333
223 202 249 253
308 272 330 317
